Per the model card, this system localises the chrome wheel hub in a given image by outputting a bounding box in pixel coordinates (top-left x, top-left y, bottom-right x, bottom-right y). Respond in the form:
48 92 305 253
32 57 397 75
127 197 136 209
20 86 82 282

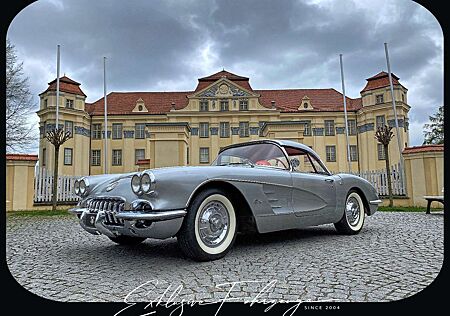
346 197 360 226
198 201 229 247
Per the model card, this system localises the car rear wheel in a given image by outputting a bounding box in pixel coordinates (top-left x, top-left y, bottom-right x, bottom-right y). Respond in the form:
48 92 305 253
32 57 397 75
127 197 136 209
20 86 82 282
108 235 146 245
177 188 237 261
334 190 366 235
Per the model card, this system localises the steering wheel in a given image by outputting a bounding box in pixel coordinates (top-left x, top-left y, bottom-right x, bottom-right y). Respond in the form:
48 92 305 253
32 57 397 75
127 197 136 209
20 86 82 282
273 158 288 169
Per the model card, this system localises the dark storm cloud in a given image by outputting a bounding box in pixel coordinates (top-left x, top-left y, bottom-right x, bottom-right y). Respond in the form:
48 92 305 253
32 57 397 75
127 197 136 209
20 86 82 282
7 0 443 150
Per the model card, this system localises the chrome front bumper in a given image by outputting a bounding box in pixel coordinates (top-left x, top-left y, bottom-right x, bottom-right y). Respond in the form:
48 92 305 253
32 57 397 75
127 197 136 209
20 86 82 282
69 207 186 239
367 199 382 216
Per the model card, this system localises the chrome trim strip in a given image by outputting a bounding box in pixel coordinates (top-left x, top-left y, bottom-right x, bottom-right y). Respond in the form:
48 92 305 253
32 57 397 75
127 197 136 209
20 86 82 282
115 210 187 221
369 199 382 205
69 207 85 215
214 178 293 188
185 177 293 209
94 195 126 202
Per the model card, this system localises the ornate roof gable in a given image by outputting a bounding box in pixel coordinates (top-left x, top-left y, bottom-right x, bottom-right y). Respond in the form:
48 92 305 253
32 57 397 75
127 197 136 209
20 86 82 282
192 77 258 98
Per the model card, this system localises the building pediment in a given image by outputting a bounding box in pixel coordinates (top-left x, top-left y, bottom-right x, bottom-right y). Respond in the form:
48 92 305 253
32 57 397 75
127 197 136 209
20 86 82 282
190 78 258 98
132 98 148 112
299 95 313 110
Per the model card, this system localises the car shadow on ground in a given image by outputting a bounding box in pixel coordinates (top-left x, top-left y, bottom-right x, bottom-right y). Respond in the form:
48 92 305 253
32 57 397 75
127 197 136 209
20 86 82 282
234 225 339 247
64 225 348 264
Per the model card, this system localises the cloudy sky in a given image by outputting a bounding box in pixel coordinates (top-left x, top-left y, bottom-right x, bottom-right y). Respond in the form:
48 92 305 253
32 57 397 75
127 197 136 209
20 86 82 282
7 0 443 153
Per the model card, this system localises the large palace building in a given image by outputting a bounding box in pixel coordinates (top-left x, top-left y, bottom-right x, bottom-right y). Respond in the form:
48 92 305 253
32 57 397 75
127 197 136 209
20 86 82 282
37 70 410 176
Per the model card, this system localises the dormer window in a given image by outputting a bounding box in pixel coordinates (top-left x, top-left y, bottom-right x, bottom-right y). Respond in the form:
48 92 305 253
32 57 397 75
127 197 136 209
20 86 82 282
299 96 312 110
133 98 148 113
375 94 384 104
66 99 74 108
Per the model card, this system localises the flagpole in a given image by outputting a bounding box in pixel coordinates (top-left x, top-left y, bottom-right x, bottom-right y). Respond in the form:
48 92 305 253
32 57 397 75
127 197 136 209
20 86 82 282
339 54 351 173
56 45 60 130
384 43 405 182
103 57 108 174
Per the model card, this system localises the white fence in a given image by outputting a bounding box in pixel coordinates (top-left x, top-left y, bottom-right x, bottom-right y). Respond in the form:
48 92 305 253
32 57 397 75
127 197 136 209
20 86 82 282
346 163 406 196
34 167 80 203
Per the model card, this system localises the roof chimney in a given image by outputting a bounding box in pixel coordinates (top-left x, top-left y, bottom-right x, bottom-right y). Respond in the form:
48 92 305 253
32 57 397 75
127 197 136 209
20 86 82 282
271 100 276 109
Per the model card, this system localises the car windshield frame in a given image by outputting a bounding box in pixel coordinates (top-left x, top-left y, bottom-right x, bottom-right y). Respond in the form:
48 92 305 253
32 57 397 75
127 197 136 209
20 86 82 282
213 142 291 171
283 146 332 176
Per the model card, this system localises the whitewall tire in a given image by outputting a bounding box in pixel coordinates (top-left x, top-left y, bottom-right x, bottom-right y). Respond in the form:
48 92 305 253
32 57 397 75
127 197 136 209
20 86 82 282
177 188 237 261
334 190 366 235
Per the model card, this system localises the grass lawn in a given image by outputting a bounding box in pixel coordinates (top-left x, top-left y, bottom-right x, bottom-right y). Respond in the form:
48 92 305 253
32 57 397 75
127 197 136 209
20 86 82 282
378 206 443 212
6 209 72 217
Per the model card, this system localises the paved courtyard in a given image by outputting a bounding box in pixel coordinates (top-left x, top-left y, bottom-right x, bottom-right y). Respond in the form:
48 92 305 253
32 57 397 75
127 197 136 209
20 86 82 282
6 211 444 303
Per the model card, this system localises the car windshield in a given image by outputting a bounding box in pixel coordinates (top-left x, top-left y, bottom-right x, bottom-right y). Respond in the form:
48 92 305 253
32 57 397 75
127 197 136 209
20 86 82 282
212 143 290 170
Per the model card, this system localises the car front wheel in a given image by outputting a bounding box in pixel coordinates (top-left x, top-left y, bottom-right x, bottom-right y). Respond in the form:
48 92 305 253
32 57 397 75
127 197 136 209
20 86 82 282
177 188 237 261
334 190 366 235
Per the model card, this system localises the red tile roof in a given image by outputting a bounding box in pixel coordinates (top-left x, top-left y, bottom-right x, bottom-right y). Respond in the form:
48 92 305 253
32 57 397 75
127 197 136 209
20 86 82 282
87 89 362 115
87 91 192 115
403 144 444 154
255 88 362 112
195 70 253 92
40 75 87 97
6 154 39 161
84 71 402 115
360 71 404 93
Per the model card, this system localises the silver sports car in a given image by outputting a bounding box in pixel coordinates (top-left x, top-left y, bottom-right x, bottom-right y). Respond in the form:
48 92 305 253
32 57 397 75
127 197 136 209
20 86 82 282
70 140 381 261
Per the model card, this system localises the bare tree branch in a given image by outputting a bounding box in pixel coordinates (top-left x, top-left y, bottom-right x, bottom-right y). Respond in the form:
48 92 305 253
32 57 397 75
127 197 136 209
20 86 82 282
45 128 71 211
375 125 395 207
6 39 38 153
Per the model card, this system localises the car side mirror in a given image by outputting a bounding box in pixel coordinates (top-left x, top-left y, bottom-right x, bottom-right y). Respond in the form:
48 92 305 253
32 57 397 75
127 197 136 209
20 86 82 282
290 158 300 169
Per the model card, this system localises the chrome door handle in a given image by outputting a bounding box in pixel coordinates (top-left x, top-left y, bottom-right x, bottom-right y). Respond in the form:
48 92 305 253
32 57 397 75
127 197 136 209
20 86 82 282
325 178 334 183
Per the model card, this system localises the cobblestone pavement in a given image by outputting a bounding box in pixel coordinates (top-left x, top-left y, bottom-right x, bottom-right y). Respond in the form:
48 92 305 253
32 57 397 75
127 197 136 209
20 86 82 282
6 211 444 303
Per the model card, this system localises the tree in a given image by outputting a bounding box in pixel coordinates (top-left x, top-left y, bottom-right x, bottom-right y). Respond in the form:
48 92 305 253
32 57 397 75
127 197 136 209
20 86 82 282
6 39 37 152
46 128 71 211
423 106 444 144
375 125 395 207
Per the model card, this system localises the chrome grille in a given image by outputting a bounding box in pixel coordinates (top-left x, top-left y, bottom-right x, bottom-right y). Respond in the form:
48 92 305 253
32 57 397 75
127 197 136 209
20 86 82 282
87 198 125 226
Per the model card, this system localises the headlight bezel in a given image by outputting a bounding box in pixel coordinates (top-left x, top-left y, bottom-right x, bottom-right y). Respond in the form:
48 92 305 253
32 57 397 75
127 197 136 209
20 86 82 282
74 180 80 195
142 171 156 193
75 177 90 196
131 171 155 195
79 180 86 195
131 174 142 194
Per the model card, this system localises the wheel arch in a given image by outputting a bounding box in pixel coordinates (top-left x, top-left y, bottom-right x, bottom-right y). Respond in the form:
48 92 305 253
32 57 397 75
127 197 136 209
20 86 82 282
186 180 259 233
348 187 370 215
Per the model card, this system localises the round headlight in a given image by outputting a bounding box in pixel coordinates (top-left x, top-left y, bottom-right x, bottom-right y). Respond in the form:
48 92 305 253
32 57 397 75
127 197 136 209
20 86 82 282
141 172 155 193
74 180 80 195
131 174 141 194
79 179 86 195
140 173 151 193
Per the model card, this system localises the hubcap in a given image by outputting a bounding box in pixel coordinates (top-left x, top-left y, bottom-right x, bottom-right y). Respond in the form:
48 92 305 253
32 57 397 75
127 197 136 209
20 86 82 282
198 201 229 247
346 196 360 226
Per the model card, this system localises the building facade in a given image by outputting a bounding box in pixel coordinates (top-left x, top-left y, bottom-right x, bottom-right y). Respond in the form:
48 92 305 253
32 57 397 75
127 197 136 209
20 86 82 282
37 70 410 176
